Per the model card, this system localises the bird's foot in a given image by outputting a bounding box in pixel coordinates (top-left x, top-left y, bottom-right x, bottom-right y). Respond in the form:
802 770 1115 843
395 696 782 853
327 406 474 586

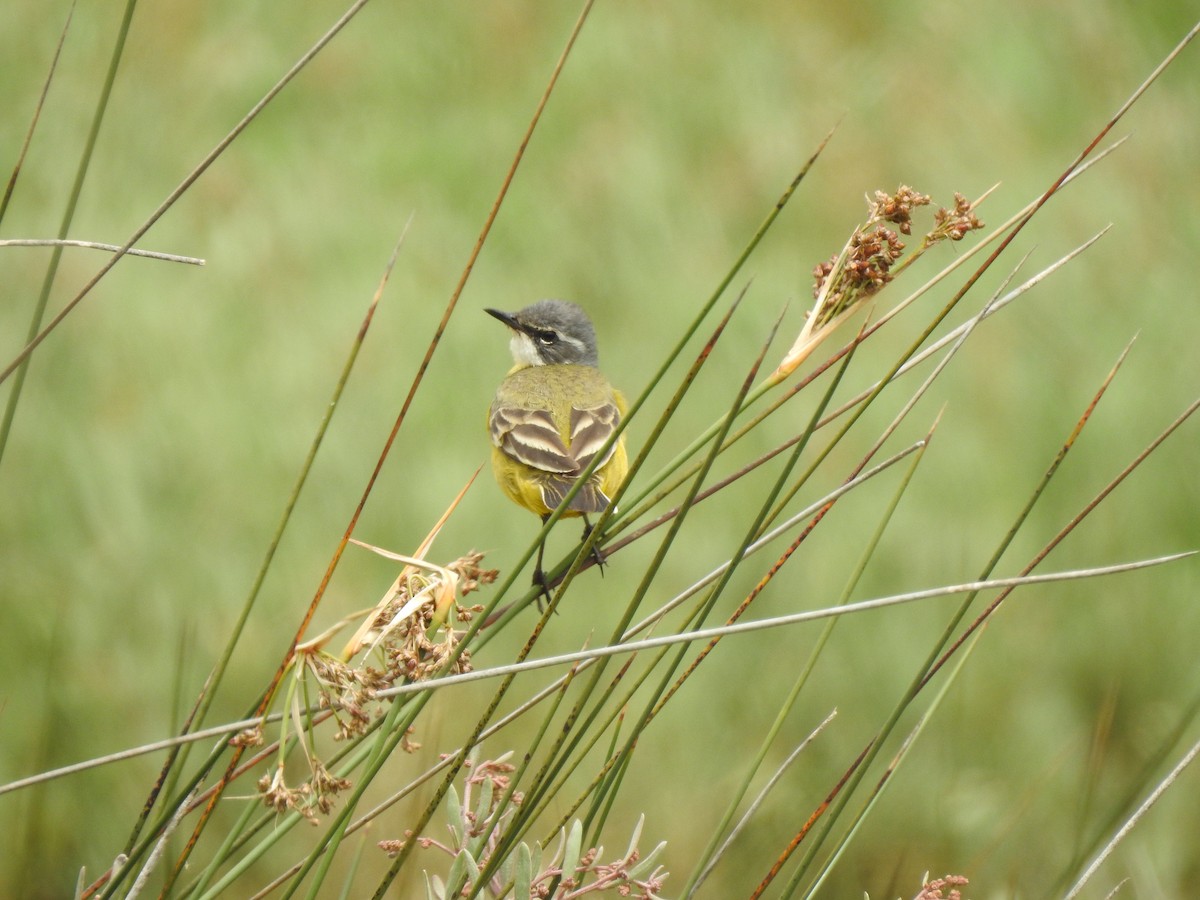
532 567 555 613
581 517 607 576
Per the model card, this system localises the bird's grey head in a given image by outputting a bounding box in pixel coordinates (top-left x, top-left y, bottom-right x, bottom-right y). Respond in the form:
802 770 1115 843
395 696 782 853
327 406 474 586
486 299 600 367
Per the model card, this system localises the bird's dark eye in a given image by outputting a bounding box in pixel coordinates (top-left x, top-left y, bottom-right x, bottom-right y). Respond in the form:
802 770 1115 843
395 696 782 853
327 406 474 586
535 329 558 346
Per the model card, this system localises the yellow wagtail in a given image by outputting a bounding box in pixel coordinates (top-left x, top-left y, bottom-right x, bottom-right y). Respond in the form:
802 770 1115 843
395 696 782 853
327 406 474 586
486 300 628 599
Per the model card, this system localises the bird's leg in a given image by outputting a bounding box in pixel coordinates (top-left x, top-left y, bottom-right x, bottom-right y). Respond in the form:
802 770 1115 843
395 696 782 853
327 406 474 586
533 514 553 611
580 515 607 575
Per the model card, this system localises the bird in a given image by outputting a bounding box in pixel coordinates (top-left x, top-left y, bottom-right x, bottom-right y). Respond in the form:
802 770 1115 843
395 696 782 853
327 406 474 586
485 300 628 602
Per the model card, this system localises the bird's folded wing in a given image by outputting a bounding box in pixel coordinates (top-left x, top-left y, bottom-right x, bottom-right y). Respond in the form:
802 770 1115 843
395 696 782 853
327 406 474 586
490 406 576 473
569 402 620 471
490 401 621 475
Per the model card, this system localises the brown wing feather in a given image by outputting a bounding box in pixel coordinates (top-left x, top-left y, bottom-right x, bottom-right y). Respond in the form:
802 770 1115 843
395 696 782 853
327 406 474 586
492 400 621 474
568 402 620 471
490 406 577 474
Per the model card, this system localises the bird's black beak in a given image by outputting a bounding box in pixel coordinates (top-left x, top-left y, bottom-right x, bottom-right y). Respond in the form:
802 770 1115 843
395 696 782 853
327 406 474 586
485 308 522 332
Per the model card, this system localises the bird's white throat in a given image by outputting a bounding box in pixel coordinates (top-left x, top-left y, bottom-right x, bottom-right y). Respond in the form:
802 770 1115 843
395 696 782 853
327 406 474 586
509 331 545 367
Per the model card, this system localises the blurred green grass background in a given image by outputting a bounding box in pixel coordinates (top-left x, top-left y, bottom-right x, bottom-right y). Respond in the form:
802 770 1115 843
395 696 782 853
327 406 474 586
2 1 1199 896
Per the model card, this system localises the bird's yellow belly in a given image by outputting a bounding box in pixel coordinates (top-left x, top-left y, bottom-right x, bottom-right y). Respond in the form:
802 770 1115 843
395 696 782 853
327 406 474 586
491 446 567 518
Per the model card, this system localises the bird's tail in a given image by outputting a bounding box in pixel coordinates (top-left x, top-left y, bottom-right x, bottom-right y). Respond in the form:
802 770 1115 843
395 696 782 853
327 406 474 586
540 476 610 515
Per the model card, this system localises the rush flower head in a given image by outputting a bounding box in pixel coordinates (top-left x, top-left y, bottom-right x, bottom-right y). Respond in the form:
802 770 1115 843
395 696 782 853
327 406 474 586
768 185 987 384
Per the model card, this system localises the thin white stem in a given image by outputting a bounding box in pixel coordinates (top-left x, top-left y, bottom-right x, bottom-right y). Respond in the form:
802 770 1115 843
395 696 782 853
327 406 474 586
823 227 1111 429
0 238 204 265
126 786 200 899
4 550 1189 800
690 709 838 894
1064 734 1200 899
373 553 1191 699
